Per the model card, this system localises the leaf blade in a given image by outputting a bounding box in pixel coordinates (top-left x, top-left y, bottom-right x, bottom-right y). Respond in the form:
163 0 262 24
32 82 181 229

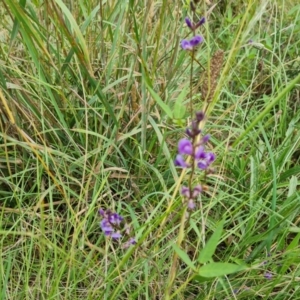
198 219 225 264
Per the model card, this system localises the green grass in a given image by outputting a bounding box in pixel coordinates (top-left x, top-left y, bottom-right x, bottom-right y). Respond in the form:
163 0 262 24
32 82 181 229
0 0 300 299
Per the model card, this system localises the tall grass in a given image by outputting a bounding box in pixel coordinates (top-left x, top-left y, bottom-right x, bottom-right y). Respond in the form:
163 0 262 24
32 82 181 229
0 0 299 299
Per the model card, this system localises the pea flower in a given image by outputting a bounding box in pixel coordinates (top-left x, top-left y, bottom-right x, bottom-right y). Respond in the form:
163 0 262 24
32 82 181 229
99 209 136 247
181 35 203 50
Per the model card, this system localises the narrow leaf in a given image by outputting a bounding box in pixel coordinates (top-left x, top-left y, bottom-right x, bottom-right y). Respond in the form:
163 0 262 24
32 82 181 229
199 262 247 278
173 87 188 119
146 85 173 119
198 219 225 264
172 244 196 271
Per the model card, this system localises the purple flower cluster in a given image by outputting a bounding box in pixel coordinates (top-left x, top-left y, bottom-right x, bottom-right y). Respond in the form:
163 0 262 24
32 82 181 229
174 111 216 210
175 137 215 170
181 17 205 51
181 185 202 209
99 209 136 247
175 112 215 171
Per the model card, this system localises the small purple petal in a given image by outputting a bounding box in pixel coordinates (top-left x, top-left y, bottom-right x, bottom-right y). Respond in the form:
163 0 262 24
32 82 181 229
197 17 206 27
129 237 136 245
181 186 190 198
100 219 110 228
181 36 203 50
122 237 136 248
187 199 195 210
264 272 272 279
205 152 216 163
202 134 210 143
181 39 193 50
111 231 122 239
178 138 193 155
192 185 202 197
189 35 203 47
101 220 114 235
194 146 206 159
185 17 193 29
109 213 123 225
174 154 190 168
197 160 208 170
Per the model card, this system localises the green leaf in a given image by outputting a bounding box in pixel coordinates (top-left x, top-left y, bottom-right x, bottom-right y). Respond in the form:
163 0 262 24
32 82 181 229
288 176 298 197
146 85 173 119
193 275 214 283
232 72 300 147
54 0 92 71
198 262 247 278
198 219 225 264
9 0 26 48
172 244 196 271
173 87 188 119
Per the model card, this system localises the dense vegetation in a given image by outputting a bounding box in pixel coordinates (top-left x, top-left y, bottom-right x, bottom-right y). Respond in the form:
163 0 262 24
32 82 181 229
0 0 299 299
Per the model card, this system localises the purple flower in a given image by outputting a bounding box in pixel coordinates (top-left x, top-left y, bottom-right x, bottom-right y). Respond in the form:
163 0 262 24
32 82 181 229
181 35 203 50
206 152 216 162
101 220 120 238
100 211 123 239
175 113 216 171
99 209 136 246
264 272 273 279
181 186 190 198
202 134 210 143
108 213 123 225
99 208 106 217
194 146 206 160
181 185 202 199
174 111 216 210
181 185 202 210
111 231 122 239
188 199 195 209
192 185 202 197
123 237 136 249
197 152 216 170
175 154 190 168
178 138 193 155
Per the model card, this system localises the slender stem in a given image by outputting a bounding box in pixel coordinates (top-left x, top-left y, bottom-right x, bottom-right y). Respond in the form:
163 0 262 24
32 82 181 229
165 207 188 299
189 50 194 116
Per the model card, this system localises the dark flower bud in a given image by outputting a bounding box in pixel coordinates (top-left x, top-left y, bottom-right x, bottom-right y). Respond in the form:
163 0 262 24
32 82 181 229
196 111 205 122
197 17 206 27
185 17 193 30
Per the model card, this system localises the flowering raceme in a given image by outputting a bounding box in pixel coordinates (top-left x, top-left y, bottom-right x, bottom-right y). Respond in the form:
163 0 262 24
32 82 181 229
174 112 216 210
99 209 123 239
181 16 205 51
175 135 215 171
99 209 136 247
